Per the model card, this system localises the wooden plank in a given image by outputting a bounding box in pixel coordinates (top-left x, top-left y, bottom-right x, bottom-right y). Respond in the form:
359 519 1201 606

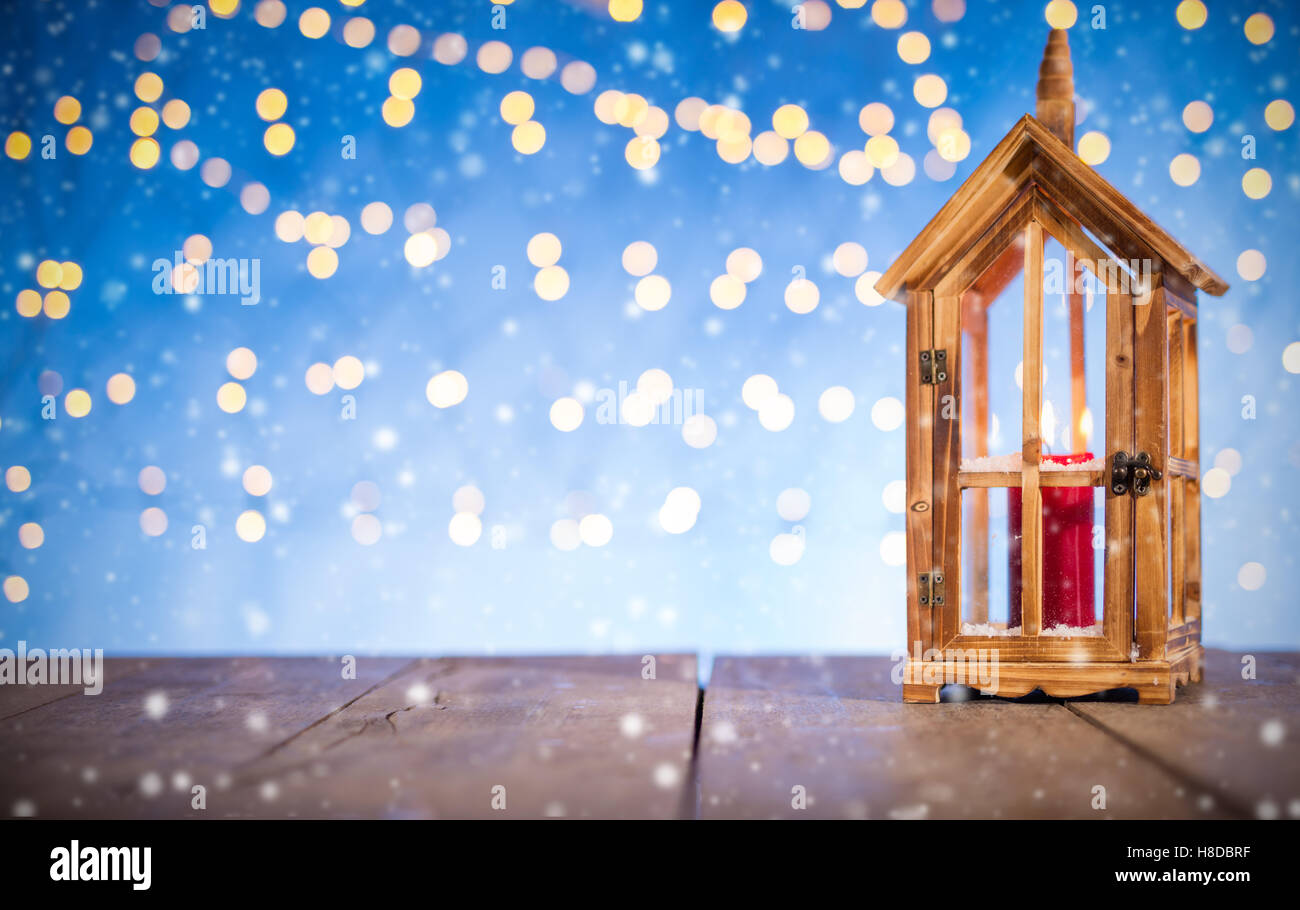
1104 291 1135 658
1167 309 1185 627
0 658 157 721
0 657 410 818
1072 650 1300 817
932 293 962 649
966 303 990 624
1182 317 1202 621
1068 271 1087 452
1134 286 1169 659
699 656 1224 819
1021 221 1044 638
959 470 1103 488
221 655 700 819
905 291 934 654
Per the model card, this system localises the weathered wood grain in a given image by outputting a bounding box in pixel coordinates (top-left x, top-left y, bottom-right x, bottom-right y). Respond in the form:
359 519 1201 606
1071 649 1300 818
699 655 1231 820
0 657 408 818
0 658 157 721
219 655 700 819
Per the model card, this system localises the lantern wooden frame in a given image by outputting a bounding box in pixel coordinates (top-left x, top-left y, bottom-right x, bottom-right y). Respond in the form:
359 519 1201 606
876 31 1227 704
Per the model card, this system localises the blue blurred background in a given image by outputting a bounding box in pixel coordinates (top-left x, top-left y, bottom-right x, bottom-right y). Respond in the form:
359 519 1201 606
0 0 1296 667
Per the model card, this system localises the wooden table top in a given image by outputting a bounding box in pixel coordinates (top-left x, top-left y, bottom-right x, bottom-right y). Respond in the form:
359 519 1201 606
2 649 1294 819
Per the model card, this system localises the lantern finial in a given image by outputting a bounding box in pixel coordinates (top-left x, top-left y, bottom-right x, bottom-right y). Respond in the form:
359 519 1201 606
1035 28 1075 147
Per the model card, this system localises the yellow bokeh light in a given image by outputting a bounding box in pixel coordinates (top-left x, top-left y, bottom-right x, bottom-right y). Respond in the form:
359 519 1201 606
36 260 63 288
307 245 339 278
477 41 513 74
106 372 136 404
360 202 393 234
53 95 81 124
59 261 82 290
389 68 422 101
753 131 789 165
622 241 658 276
217 382 247 414
130 106 159 137
726 247 763 283
129 137 161 169
1175 0 1207 29
65 388 92 417
793 130 830 167
838 149 874 185
18 523 43 550
616 93 650 129
534 265 571 301
426 370 469 408
527 232 562 267
500 90 535 125
298 7 331 39
1168 153 1200 187
303 211 333 245
1243 12 1273 45
16 289 42 318
275 210 304 242
1242 167 1271 199
1076 130 1110 165
635 274 671 311
343 16 375 48
1182 100 1213 133
512 120 546 154
772 104 809 139
635 106 670 139
264 122 296 156
1044 0 1077 29
65 126 93 155
1265 100 1295 131
255 0 288 28
594 90 624 125
305 362 334 395
710 274 746 310
226 347 257 380
858 102 894 137
236 510 267 543
6 466 32 492
5 131 32 159
161 98 191 129
627 136 662 168
609 0 643 22
712 1 748 32
43 290 71 319
183 234 212 265
210 0 240 16
935 127 970 162
897 31 931 64
404 232 438 267
913 74 948 108
243 465 273 497
256 88 288 121
871 0 907 28
333 355 365 390
4 576 29 604
674 97 707 131
865 134 900 168
134 72 163 103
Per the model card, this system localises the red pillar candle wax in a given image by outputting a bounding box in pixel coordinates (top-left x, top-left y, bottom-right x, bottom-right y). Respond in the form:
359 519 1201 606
1008 452 1096 630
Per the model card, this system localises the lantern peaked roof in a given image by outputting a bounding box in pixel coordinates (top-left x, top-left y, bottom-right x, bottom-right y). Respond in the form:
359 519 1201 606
876 29 1228 303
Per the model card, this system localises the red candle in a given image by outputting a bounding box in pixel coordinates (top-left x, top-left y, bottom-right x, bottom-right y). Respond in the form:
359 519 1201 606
1008 452 1096 630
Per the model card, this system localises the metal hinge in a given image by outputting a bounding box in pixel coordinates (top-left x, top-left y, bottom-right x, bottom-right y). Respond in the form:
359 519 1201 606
919 349 947 385
918 571 946 608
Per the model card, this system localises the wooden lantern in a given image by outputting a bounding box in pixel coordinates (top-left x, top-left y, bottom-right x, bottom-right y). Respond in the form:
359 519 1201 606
877 30 1228 704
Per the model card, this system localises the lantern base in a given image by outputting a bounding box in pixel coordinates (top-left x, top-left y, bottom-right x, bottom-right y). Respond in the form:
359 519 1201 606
902 645 1202 704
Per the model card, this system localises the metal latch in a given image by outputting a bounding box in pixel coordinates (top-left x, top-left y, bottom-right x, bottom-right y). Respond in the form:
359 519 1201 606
918 571 945 608
919 349 947 385
1111 451 1162 497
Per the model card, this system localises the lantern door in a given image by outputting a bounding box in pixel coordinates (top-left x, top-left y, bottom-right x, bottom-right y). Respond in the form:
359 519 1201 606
927 195 1135 662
